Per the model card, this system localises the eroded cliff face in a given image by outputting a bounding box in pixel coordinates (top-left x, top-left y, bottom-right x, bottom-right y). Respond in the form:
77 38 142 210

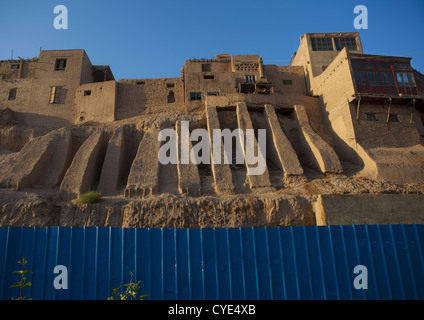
0 190 315 228
1 106 424 228
1 175 423 228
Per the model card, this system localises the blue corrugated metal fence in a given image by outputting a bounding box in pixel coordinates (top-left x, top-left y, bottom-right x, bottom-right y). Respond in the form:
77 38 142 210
0 225 423 300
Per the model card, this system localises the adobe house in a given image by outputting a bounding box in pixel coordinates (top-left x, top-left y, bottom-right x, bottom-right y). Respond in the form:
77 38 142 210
290 32 424 183
0 31 423 195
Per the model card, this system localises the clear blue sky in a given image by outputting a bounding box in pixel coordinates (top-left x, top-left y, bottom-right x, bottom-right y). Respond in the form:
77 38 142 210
1 0 423 80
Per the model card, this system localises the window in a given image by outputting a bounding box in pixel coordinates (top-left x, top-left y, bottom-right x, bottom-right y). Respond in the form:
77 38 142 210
366 113 377 121
352 60 398 87
190 92 202 101
202 64 211 72
334 37 357 51
358 71 367 84
11 64 20 70
311 37 333 51
204 75 214 80
167 91 175 103
50 86 63 104
166 83 175 88
55 59 67 71
388 114 399 122
367 71 380 85
84 90 91 96
407 72 416 87
136 81 145 85
353 70 367 85
8 88 17 101
380 72 394 86
396 72 413 87
283 80 293 85
206 92 219 96
245 75 256 83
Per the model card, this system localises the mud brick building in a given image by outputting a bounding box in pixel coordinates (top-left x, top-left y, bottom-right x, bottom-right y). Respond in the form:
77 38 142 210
1 32 424 227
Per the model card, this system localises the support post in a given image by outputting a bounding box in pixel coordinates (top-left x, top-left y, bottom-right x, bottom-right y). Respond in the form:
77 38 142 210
386 97 392 123
410 98 416 124
356 95 361 120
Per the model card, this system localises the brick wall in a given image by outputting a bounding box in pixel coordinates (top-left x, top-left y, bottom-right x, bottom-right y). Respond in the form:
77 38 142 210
75 80 117 123
354 102 421 148
13 50 90 128
116 77 184 120
263 65 307 95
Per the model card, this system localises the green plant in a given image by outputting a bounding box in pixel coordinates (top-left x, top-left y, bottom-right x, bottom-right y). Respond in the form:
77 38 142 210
10 257 33 300
107 272 149 300
77 190 102 204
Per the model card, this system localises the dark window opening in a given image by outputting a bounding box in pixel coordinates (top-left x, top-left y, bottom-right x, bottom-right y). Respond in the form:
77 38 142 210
190 92 202 101
166 83 175 88
136 81 145 85
311 37 333 51
202 64 211 72
55 59 67 71
84 90 91 96
207 92 219 96
366 113 377 121
334 37 357 51
167 91 175 103
204 75 214 80
388 114 399 122
283 80 293 85
11 64 20 70
8 88 17 101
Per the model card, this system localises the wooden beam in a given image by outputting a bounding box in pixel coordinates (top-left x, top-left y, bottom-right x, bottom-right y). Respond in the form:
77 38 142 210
386 97 392 123
356 95 361 120
410 98 416 123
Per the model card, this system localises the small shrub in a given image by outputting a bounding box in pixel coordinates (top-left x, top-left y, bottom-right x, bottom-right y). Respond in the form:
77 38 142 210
10 257 33 300
107 272 149 300
77 191 102 204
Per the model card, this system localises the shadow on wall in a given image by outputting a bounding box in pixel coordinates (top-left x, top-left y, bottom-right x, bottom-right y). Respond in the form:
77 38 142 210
115 83 147 120
321 101 365 173
11 111 72 129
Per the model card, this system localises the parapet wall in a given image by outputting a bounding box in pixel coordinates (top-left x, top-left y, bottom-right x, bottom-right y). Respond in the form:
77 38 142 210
316 194 424 225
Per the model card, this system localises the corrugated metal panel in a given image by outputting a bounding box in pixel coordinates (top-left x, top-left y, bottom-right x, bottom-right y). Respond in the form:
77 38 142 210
0 225 423 300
